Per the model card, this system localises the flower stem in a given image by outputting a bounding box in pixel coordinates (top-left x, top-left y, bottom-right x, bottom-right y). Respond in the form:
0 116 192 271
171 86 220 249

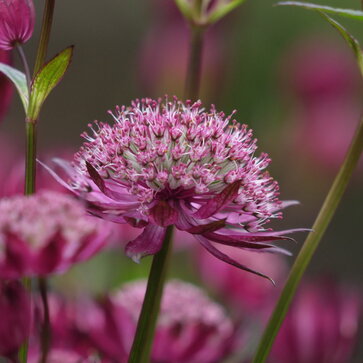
184 26 205 100
18 2 56 362
127 226 174 363
253 117 363 363
39 277 50 363
24 122 37 195
33 0 56 76
16 45 31 90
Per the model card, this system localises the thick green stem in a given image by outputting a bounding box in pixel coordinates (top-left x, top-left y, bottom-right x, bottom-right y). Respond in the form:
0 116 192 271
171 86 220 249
253 117 363 363
33 0 56 76
184 26 204 101
39 278 51 363
128 226 174 363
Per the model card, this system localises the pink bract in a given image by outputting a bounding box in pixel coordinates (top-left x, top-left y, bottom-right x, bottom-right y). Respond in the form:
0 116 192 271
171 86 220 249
0 0 35 50
270 280 362 363
50 97 304 279
0 191 112 278
197 245 288 315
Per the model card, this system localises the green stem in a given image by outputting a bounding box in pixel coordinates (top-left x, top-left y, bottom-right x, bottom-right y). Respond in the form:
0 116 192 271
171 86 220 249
184 26 205 100
128 226 174 363
253 117 363 363
39 278 51 363
33 0 56 76
24 122 37 195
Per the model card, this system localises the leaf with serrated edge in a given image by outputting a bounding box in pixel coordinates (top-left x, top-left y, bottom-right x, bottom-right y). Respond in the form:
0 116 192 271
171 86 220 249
277 2 363 20
207 0 248 24
0 63 28 111
27 46 73 121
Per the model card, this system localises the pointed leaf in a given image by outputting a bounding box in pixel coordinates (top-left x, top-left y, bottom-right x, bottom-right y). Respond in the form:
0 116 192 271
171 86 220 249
207 0 248 24
0 62 28 111
27 46 73 121
318 13 363 76
277 2 363 21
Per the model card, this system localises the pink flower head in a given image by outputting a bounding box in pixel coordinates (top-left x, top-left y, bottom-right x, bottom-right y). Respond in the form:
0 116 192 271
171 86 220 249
0 0 35 50
92 279 236 363
51 97 303 279
0 191 111 278
0 50 12 121
271 280 362 363
0 280 31 359
197 245 288 315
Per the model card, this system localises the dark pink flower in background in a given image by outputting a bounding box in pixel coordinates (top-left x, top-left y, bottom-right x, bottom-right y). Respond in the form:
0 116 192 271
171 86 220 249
91 279 236 363
0 50 13 121
283 37 362 172
50 97 304 280
270 280 361 363
197 245 288 315
0 0 35 50
0 191 112 278
0 280 31 360
28 349 103 363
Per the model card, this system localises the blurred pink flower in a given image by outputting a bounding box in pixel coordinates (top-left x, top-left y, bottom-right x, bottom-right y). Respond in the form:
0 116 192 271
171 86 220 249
197 245 288 315
91 279 237 363
50 97 304 280
28 349 103 363
0 0 35 50
270 280 362 363
138 1 225 100
0 191 112 278
0 50 13 121
0 279 31 359
283 38 362 171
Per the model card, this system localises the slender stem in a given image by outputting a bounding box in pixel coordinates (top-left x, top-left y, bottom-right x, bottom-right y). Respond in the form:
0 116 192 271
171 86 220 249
17 278 31 363
128 226 174 363
39 278 51 363
16 45 31 89
184 26 205 100
33 0 56 76
24 122 37 195
253 117 363 363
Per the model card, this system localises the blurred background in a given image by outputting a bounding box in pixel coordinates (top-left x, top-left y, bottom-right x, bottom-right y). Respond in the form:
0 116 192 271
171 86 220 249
0 0 362 360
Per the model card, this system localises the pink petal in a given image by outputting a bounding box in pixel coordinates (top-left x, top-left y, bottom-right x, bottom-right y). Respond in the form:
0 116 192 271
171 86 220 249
195 235 275 284
194 181 240 219
34 231 66 275
186 219 226 234
125 224 166 262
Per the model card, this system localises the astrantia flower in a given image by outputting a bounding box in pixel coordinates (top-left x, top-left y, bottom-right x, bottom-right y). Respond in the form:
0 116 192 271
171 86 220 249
0 191 111 278
51 97 302 279
91 279 236 363
270 280 361 363
0 280 31 359
0 0 35 50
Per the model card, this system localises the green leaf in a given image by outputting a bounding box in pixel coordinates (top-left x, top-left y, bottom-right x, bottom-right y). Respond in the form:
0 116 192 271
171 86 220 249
207 0 248 24
319 12 363 76
174 0 193 21
277 2 363 21
0 62 29 111
27 46 73 121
